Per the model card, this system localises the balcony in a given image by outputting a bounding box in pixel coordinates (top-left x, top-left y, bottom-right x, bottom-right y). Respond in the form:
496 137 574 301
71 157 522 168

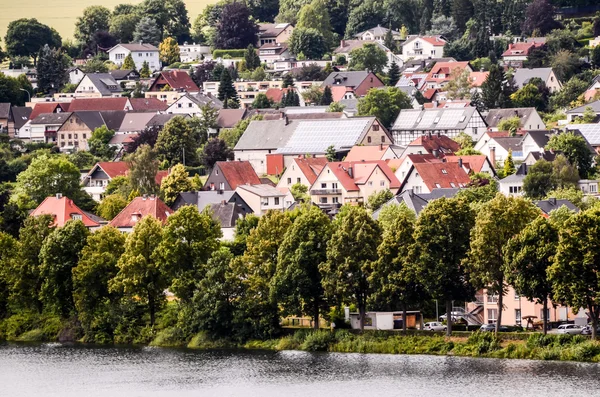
311 189 341 195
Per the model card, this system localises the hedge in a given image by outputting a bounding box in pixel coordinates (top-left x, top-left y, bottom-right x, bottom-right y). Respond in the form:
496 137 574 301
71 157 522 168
213 49 245 59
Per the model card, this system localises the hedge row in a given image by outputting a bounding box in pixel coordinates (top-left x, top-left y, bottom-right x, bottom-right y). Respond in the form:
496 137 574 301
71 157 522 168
212 49 245 59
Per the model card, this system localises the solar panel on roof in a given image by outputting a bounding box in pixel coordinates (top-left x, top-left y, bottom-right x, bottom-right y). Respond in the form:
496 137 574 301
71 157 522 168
437 109 464 128
567 124 600 145
417 111 438 128
393 110 421 129
277 119 370 154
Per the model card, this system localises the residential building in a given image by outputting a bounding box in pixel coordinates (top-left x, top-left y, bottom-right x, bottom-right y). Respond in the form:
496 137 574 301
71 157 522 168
108 43 161 71
583 75 600 101
276 156 328 192
117 112 157 134
179 43 212 63
373 188 461 217
205 161 262 191
165 93 223 116
399 161 471 194
512 68 562 93
310 160 400 206
401 134 461 157
523 150 558 166
29 112 71 144
109 69 140 84
520 130 553 157
257 23 294 46
354 25 401 44
344 144 399 162
83 162 168 201
589 36 600 48
565 124 600 153
485 108 545 131
536 197 579 215
10 106 32 138
109 195 171 232
172 190 251 212
474 136 524 165
68 67 84 85
29 102 69 120
423 61 472 91
215 108 248 135
30 194 103 229
0 103 11 133
69 97 131 112
333 40 402 71
129 98 169 112
501 42 545 68
498 164 527 196
205 201 251 240
579 180 600 196
148 70 200 94
57 111 105 151
391 107 487 145
258 43 291 65
566 100 600 122
74 73 123 97
234 184 291 215
400 36 447 61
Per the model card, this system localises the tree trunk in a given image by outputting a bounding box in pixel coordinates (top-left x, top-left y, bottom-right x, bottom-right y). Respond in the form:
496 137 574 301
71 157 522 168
589 303 598 340
313 300 319 330
496 291 504 334
359 305 365 331
446 300 452 337
543 299 548 335
402 303 407 333
149 293 155 326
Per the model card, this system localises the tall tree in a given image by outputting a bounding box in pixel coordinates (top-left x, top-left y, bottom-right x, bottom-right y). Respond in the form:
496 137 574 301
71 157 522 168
521 0 561 36
296 0 335 48
244 44 261 70
504 217 558 334
272 206 332 328
288 28 328 60
109 13 140 43
546 132 594 179
480 65 512 110
133 17 162 46
465 194 539 333
217 68 239 108
125 144 159 195
4 18 62 65
387 60 400 87
39 220 90 317
320 86 333 106
122 53 136 70
164 0 191 43
451 0 474 33
200 138 233 170
321 206 381 330
349 43 388 74
88 125 116 160
214 3 259 49
247 0 280 22
156 116 198 166
75 6 112 44
110 216 166 326
159 164 193 206
446 68 473 100
384 29 396 52
344 0 385 38
357 87 412 128
97 194 128 221
159 37 180 66
35 45 70 94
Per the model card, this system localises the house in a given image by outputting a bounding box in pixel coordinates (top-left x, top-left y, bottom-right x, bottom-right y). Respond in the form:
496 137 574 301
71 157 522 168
165 93 223 117
206 201 251 240
57 111 105 151
354 25 401 44
520 130 553 157
179 43 212 63
0 103 11 134
373 188 461 217
512 68 562 93
401 134 461 157
215 108 248 133
578 179 600 196
129 98 169 112
391 107 487 145
109 69 140 83
82 162 168 201
333 40 402 71
423 61 472 91
257 23 294 46
590 36 600 48
523 150 558 166
501 42 545 68
29 102 69 120
400 36 447 61
146 113 187 130
498 164 527 196
322 71 385 98
565 124 600 153
234 184 292 215
74 73 123 97
10 106 32 138
485 108 545 131
566 100 600 122
109 195 171 232
309 160 401 207
348 311 423 330
117 112 157 134
68 67 84 85
172 190 251 212
30 194 103 229
68 97 131 112
108 43 161 71
204 161 261 191
474 136 524 165
344 144 399 162
29 112 71 144
148 70 200 93
536 197 579 215
276 156 328 192
393 153 495 183
399 161 471 194
583 75 600 101
258 43 291 65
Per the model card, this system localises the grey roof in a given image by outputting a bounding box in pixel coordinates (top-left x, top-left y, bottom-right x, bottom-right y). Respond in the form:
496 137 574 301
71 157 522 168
109 69 140 80
85 73 123 96
492 136 523 152
485 108 538 128
172 190 240 212
527 151 558 162
499 173 525 184
397 85 418 96
566 123 600 145
74 111 105 131
100 111 127 130
234 119 295 151
117 112 157 132
521 130 552 148
338 99 358 111
512 68 555 88
567 99 600 114
392 107 478 131
355 25 400 38
258 23 291 38
217 108 246 128
0 103 10 119
535 198 579 214
322 71 371 88
207 202 248 228
237 184 287 197
31 112 72 125
112 43 159 52
373 188 461 217
11 106 32 129
276 117 376 154
187 93 223 109
147 113 187 128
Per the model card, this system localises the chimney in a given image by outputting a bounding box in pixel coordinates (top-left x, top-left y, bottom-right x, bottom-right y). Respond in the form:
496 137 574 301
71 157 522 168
56 193 62 199
221 200 227 205
458 158 463 168
340 39 346 48
549 197 557 206
348 166 353 178
432 149 439 158
142 194 148 200
489 147 496 166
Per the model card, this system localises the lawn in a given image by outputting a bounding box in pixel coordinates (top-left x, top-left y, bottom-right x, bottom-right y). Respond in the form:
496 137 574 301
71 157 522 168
0 0 216 42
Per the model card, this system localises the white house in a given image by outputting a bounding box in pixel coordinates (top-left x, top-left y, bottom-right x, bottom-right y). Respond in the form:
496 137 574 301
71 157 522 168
258 43 291 66
485 108 545 132
74 73 123 98
233 184 292 215
179 43 212 63
354 25 401 44
474 136 524 166
108 43 161 71
165 93 223 117
68 67 84 85
401 36 446 61
512 68 562 93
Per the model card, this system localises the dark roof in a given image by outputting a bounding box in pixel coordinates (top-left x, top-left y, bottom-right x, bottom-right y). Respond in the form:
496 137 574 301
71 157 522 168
99 111 127 130
147 113 188 128
74 111 105 131
523 130 552 149
217 108 247 128
207 202 248 228
109 69 139 80
535 198 579 215
235 119 295 150
528 151 558 162
84 73 123 96
0 103 10 119
567 99 600 114
322 71 373 88
187 93 223 109
373 188 460 217
485 108 538 128
492 137 523 152
31 112 72 125
171 190 241 212
11 106 32 129
258 23 291 37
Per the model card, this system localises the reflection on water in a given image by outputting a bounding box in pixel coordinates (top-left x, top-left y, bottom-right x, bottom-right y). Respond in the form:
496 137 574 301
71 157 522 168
0 342 599 397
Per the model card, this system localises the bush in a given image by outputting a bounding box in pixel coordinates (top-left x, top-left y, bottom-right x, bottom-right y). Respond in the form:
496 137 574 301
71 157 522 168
301 330 335 351
213 49 245 59
150 327 187 347
17 329 45 342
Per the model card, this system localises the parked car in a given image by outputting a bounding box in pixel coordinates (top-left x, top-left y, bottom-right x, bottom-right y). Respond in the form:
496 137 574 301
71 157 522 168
580 325 599 335
424 322 447 332
479 323 509 332
556 324 583 335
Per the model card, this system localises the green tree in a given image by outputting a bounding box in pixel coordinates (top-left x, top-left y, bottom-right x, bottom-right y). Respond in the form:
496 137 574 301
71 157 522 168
550 50 581 82
547 132 593 178
411 197 475 336
0 74 30 106
572 107 598 124
366 189 394 211
139 61 151 78
321 206 381 330
214 2 259 49
156 205 221 302
320 86 333 106
39 220 90 317
219 115 263 148
73 226 126 341
465 194 539 333
497 116 521 135
549 77 587 111
290 183 310 203
325 145 336 162
349 43 388 74
81 58 109 74
383 28 396 52
549 207 600 338
159 37 180 65
97 194 128 220
387 60 400 87
345 0 385 38
125 144 159 195
357 87 412 128
523 160 554 199
156 116 198 166
36 45 70 93
481 65 512 110
159 164 193 206
271 206 332 328
133 17 162 46
296 0 334 47
110 216 166 326
200 138 233 170
503 149 516 176
0 232 17 317
251 93 273 109
445 68 472 100
591 46 600 69
4 18 62 65
510 84 545 110
122 53 136 70
244 44 261 70
217 69 239 109
75 6 111 44
288 28 328 60
327 102 346 112
282 74 295 88
109 13 140 44
546 186 588 211
88 126 116 160
504 217 558 334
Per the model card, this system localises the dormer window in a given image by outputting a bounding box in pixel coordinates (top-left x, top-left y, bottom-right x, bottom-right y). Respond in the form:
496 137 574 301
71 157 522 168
441 169 448 174
132 214 138 222
71 214 82 221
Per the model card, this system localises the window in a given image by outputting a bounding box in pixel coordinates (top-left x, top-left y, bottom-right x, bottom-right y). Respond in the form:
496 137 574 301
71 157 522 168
74 134 78 139
332 183 338 189
188 103 193 108
373 125 379 131
274 197 280 205
61 134 64 139
138 53 142 57
441 169 447 174
540 308 550 321
487 309 498 324
515 309 521 324
368 181 373 187
509 186 522 194
487 294 498 303
321 183 327 188
71 214 82 221
514 292 520 300
83 134 86 139
367 136 372 143
332 197 339 203
380 180 385 187
68 134 72 139
319 197 328 204
219 182 225 190
297 178 301 183
287 178 292 184
381 136 385 143
435 183 441 188
592 184 597 193
178 103 182 108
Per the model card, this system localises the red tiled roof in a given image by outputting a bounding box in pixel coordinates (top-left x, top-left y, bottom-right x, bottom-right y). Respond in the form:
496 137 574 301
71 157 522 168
156 170 169 185
327 160 400 192
469 71 489 87
294 157 328 185
445 155 489 174
29 103 69 120
217 108 247 128
69 98 129 112
156 70 199 91
345 145 391 162
216 161 261 190
412 162 471 191
502 42 543 57
418 36 447 46
109 196 171 228
31 196 101 227
330 86 354 102
129 98 169 112
422 88 438 100
265 87 294 104
409 134 461 154
87 161 169 185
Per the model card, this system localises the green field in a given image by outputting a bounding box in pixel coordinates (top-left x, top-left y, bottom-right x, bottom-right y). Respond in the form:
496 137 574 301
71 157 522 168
0 0 215 42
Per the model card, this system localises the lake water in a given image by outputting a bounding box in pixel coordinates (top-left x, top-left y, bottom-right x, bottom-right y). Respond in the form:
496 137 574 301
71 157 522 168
1 342 599 397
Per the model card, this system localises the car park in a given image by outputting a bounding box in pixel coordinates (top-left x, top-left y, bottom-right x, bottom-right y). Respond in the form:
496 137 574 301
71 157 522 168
424 322 447 332
556 324 583 335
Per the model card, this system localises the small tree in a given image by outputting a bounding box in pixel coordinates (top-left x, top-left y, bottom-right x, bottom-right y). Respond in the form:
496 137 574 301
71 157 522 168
217 68 239 109
252 93 273 109
122 53 136 70
159 164 193 206
387 60 400 87
503 149 516 176
320 86 333 106
349 43 388 74
159 37 180 65
200 138 233 170
282 74 294 88
366 189 393 211
357 87 412 128
497 116 521 135
88 125 116 160
546 132 594 179
325 145 336 162
126 144 159 195
139 61 151 78
97 194 128 220
244 44 261 70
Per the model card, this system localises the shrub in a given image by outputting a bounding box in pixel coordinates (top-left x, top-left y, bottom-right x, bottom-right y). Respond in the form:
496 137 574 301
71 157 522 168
17 329 45 342
301 330 335 351
150 327 187 347
213 49 245 59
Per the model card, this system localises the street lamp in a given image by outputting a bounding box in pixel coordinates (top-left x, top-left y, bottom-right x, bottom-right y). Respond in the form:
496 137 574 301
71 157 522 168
19 88 31 103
